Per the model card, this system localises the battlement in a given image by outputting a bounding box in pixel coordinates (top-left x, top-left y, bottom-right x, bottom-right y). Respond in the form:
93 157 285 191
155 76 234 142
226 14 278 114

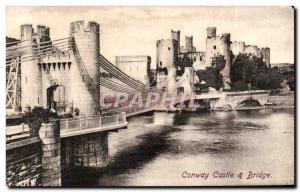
37 25 50 38
156 39 174 47
20 24 33 40
206 31 231 45
207 27 217 38
232 41 246 45
70 20 100 34
171 30 180 39
220 33 230 43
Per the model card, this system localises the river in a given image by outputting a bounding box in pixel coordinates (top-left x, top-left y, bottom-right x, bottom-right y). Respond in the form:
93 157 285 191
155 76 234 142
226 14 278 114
64 108 294 186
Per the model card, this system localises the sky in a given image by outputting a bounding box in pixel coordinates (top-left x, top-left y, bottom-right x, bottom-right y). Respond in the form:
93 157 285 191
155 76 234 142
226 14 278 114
6 6 294 68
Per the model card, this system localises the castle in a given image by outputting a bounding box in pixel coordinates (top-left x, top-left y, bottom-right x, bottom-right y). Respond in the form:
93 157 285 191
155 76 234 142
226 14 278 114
9 21 101 115
156 27 271 92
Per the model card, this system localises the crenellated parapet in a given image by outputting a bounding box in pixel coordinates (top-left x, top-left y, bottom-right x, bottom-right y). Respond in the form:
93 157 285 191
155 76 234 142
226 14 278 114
37 25 50 41
70 20 99 34
207 27 217 38
231 41 246 55
245 45 260 57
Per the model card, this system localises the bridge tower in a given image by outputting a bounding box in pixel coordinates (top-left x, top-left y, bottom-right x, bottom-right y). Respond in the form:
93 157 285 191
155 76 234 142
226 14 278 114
70 21 100 115
20 24 40 112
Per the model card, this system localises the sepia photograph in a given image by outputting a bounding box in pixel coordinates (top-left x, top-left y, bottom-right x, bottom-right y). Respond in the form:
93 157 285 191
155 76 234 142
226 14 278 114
5 6 295 187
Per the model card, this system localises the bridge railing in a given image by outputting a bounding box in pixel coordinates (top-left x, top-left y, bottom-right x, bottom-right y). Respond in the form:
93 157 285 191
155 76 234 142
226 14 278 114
60 113 126 132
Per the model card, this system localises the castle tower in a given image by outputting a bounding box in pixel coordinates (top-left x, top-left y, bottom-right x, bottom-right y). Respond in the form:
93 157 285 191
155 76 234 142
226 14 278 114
156 39 175 69
220 33 231 90
37 25 50 42
265 47 270 67
207 27 217 38
260 47 265 61
20 24 40 111
185 36 193 52
70 21 100 115
257 47 262 58
171 30 180 54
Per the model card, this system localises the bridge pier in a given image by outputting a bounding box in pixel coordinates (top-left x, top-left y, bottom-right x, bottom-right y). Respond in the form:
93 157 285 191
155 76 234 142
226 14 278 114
38 119 61 186
71 132 108 168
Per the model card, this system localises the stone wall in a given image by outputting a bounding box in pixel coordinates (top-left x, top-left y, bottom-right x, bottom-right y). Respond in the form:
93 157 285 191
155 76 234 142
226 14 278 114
72 132 108 168
7 118 111 187
6 141 42 187
267 95 294 106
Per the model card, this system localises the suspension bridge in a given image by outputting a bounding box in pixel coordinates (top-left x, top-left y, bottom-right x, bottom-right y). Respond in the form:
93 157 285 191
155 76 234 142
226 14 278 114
6 21 168 186
6 21 278 187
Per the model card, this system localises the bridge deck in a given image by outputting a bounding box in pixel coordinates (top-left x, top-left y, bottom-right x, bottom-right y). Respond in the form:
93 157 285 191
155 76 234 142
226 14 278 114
60 114 127 138
6 113 129 140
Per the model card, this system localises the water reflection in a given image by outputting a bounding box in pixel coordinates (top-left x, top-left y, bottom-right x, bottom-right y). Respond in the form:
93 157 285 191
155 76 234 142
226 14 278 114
64 109 294 186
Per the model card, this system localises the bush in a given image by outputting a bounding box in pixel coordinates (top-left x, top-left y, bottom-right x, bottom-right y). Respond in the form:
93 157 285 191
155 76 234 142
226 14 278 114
22 107 58 137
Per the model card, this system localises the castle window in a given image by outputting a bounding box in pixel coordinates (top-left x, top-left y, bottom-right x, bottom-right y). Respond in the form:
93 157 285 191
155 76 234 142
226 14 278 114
200 56 203 61
194 57 196 61
160 61 162 67
168 47 171 50
213 45 216 49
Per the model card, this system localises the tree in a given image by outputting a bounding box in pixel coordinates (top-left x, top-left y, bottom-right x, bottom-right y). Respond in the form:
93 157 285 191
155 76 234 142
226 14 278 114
22 107 58 137
196 67 223 90
230 54 290 91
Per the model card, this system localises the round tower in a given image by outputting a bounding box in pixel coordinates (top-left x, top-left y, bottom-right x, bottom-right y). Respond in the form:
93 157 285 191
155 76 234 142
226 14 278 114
21 24 33 40
260 47 266 62
240 42 246 53
185 36 193 52
37 25 50 42
265 47 270 67
171 30 180 54
70 20 100 115
20 24 40 112
221 33 231 90
207 27 217 38
156 39 175 69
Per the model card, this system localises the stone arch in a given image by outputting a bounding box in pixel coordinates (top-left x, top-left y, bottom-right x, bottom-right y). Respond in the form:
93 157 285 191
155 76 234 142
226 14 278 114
46 80 67 113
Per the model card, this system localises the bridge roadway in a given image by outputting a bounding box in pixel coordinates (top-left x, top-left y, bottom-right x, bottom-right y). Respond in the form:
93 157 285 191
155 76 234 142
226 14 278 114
6 107 155 142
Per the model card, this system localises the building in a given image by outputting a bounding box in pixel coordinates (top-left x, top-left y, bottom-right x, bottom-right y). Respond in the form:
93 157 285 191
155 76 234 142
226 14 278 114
115 55 151 85
156 30 196 95
155 27 272 92
271 63 294 73
156 39 176 69
205 27 231 90
177 51 206 70
7 21 101 115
